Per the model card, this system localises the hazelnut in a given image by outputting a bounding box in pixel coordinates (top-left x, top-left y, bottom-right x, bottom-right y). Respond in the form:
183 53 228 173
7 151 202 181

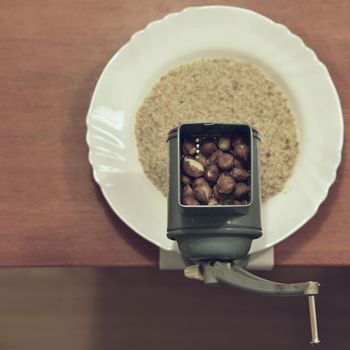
218 136 231 151
194 184 212 204
208 149 223 165
217 174 235 194
212 184 220 199
192 177 208 188
231 135 245 147
182 139 197 155
182 184 194 198
196 154 208 168
233 183 249 199
183 196 200 205
233 199 249 206
230 168 250 182
181 175 191 186
200 141 217 156
204 164 219 182
217 153 234 170
220 196 234 205
182 156 204 178
232 143 249 160
233 157 247 169
208 197 219 206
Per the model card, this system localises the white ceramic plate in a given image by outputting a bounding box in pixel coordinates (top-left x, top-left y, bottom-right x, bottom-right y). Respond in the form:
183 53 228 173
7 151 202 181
86 6 343 254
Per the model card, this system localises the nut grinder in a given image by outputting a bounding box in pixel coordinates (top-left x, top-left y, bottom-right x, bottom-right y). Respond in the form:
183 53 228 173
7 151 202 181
167 123 320 345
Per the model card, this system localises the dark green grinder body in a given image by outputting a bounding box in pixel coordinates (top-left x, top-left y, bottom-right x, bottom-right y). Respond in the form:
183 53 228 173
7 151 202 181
167 123 262 264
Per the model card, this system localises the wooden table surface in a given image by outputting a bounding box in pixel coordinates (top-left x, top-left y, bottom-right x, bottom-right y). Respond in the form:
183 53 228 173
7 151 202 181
0 0 348 267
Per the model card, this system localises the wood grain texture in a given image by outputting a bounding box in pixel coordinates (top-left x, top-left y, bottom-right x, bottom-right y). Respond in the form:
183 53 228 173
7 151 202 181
0 267 349 349
0 0 349 266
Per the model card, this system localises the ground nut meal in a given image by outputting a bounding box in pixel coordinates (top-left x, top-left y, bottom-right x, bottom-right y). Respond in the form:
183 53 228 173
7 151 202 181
135 58 299 202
